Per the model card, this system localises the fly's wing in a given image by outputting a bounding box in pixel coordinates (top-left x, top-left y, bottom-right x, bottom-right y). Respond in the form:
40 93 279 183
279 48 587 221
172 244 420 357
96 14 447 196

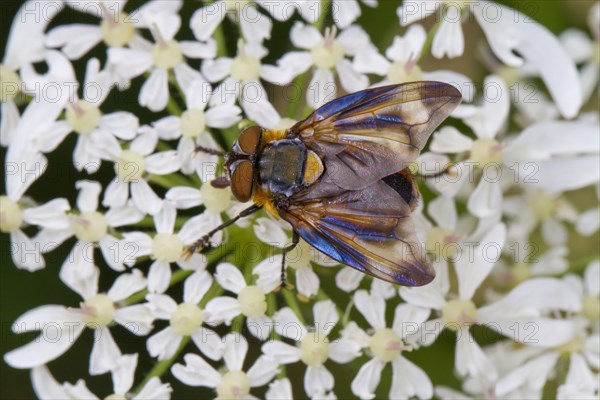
288 81 461 191
281 177 434 286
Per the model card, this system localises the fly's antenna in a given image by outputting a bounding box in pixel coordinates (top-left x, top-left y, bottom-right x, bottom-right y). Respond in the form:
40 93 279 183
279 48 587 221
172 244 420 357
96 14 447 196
194 145 227 157
211 177 231 188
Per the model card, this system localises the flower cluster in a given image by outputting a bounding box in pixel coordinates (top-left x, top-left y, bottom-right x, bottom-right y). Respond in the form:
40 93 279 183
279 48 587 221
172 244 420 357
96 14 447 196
1 1 599 399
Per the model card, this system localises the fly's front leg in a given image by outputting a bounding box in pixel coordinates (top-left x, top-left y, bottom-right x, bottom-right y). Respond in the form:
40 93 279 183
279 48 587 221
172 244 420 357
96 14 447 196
184 204 262 258
280 231 300 289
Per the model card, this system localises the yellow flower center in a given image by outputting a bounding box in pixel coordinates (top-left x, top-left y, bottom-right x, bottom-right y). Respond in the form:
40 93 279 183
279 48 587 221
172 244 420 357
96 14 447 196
152 40 183 70
238 285 267 318
152 233 184 263
104 395 127 400
555 336 585 354
300 330 330 366
181 109 207 138
386 61 423 83
426 227 460 261
101 11 135 47
200 183 231 214
529 191 556 219
311 40 344 69
286 240 314 270
0 196 23 233
582 295 600 322
114 150 146 182
81 294 115 327
0 64 20 102
230 54 261 82
470 138 503 168
73 211 108 242
66 100 102 135
442 299 477 331
216 370 251 400
369 328 406 363
170 303 203 336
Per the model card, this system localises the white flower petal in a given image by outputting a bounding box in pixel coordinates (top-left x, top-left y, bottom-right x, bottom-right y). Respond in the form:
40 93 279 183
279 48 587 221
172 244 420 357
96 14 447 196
171 353 221 387
89 328 120 375
108 269 147 302
351 357 385 400
354 290 386 330
313 300 339 336
262 340 302 364
131 180 163 216
390 356 433 400
139 68 169 112
147 327 182 360
223 333 248 371
214 263 247 294
166 186 203 209
147 260 172 294
273 307 307 340
184 270 213 304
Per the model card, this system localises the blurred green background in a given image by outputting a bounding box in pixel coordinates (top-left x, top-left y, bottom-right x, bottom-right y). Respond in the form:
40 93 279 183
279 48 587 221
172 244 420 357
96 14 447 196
1 0 596 398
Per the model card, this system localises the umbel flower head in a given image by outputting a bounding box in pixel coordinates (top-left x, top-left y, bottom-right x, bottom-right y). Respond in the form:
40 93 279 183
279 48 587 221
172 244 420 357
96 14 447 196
1 0 598 399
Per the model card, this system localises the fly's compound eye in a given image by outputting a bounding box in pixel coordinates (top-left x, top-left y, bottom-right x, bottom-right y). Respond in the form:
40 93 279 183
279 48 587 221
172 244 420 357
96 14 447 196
230 160 254 202
237 125 263 154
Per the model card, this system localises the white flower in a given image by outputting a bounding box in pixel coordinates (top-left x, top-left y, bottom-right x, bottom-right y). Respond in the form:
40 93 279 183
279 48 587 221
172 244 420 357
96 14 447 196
172 333 279 398
202 39 291 128
332 0 377 29
154 80 241 177
263 300 360 398
503 188 577 247
191 0 272 42
122 201 220 293
430 74 510 218
1 1 64 146
205 263 274 340
107 13 215 111
3 50 75 165
47 180 144 282
503 118 600 194
46 0 183 60
4 267 153 372
1 155 70 271
279 22 370 108
353 23 473 101
102 125 181 215
145 270 224 360
27 57 138 174
398 0 582 118
253 240 338 299
559 2 600 104
401 223 583 391
31 353 172 399
346 291 433 400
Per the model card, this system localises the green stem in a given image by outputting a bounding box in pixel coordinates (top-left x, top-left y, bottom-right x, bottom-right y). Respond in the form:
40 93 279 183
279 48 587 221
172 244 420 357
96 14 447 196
147 173 195 189
419 17 443 60
281 285 306 325
133 336 190 394
122 250 227 307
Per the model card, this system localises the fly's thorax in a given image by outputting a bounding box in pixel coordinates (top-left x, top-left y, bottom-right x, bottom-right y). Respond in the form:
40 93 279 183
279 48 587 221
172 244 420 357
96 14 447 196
257 139 323 198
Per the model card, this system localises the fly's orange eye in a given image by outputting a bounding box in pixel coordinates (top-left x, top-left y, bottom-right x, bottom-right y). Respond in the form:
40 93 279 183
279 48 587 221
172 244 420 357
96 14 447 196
237 126 263 154
230 160 254 202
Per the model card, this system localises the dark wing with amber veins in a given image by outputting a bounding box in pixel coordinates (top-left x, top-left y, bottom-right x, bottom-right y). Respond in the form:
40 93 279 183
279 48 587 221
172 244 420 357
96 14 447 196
280 174 434 286
288 81 461 198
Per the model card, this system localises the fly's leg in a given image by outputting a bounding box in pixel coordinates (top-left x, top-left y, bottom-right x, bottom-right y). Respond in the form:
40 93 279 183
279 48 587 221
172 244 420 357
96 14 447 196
184 204 262 258
280 231 300 289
